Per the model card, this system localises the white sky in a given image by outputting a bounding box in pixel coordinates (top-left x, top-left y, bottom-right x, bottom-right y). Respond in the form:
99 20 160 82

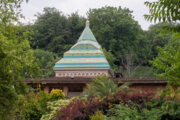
21 0 156 30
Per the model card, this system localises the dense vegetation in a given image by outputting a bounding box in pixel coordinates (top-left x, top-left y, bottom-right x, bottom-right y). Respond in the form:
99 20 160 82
22 6 178 78
0 0 179 119
55 76 180 120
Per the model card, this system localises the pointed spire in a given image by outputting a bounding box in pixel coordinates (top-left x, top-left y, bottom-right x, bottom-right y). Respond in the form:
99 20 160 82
78 20 97 42
86 19 89 27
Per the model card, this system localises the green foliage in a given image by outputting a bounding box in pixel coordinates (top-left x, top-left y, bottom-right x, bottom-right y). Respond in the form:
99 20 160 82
107 99 180 120
49 89 65 100
34 49 58 77
0 0 39 119
31 7 85 56
146 23 173 58
130 66 156 78
32 7 67 50
107 104 142 120
15 90 50 120
0 0 28 24
66 12 86 44
38 91 49 113
15 89 67 120
40 98 73 120
143 100 180 120
16 92 43 120
150 35 180 86
144 0 180 32
28 6 162 76
145 0 180 96
90 111 107 120
84 76 118 98
103 48 117 71
84 76 129 98
88 6 150 67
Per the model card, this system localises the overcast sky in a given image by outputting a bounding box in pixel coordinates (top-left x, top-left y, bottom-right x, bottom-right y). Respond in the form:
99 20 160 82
21 0 156 30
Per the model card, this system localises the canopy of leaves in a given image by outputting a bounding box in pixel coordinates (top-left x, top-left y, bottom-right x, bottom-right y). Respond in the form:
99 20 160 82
0 0 39 119
31 7 85 56
145 0 180 86
28 6 173 77
146 23 173 58
144 0 180 32
34 49 58 77
88 6 150 67
150 34 180 86
103 48 117 72
107 100 180 120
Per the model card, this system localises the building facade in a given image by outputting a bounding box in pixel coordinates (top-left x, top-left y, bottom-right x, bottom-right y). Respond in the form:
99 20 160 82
53 20 113 78
25 20 167 97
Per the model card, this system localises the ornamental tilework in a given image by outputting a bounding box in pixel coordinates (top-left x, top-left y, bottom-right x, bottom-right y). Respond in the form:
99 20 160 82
53 20 111 70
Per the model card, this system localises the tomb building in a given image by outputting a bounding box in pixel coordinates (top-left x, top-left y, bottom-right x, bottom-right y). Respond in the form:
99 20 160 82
25 20 167 97
53 20 113 78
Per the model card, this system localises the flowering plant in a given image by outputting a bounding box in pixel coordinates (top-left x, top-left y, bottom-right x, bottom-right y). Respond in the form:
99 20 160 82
49 89 65 100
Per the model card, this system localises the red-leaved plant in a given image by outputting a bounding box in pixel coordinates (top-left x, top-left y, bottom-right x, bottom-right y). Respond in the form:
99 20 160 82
56 90 154 120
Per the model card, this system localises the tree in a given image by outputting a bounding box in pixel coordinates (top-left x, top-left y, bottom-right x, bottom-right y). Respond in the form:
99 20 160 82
67 12 85 44
0 0 39 119
88 6 150 69
32 7 68 50
150 34 180 86
34 49 59 77
146 23 173 58
31 8 85 56
144 0 180 32
121 51 144 77
103 48 117 72
145 0 180 86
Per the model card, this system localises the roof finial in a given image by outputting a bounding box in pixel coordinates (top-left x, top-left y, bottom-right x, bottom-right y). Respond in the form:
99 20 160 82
86 19 89 27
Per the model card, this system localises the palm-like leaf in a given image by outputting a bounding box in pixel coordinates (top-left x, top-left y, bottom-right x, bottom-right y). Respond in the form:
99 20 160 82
84 76 129 98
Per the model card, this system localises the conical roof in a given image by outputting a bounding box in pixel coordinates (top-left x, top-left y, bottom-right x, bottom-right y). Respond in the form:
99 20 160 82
53 20 110 70
78 20 97 42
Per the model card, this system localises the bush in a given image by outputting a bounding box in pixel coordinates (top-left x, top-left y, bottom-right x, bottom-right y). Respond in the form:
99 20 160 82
90 111 106 120
107 104 142 120
40 99 73 120
38 91 49 113
49 89 65 100
16 92 44 120
56 91 154 120
106 91 154 108
84 75 129 98
15 89 66 120
142 100 180 120
107 98 180 120
15 90 50 120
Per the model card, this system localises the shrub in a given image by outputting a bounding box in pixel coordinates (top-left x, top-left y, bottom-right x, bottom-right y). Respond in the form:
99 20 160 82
107 98 180 120
38 91 49 113
40 99 72 120
90 111 106 120
106 91 154 108
142 100 180 120
16 92 43 120
49 89 65 100
15 90 50 120
56 98 86 120
56 98 108 120
84 75 129 98
56 91 154 120
107 104 142 120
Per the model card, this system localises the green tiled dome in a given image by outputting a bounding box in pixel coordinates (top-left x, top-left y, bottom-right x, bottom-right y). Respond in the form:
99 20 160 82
54 20 111 70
